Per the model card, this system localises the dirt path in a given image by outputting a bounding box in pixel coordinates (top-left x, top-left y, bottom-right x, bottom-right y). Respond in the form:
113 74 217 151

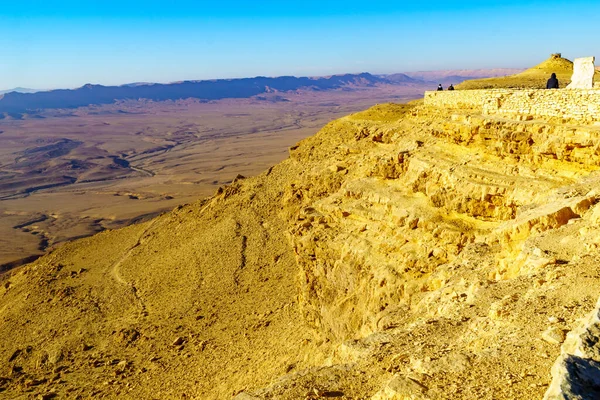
109 219 158 315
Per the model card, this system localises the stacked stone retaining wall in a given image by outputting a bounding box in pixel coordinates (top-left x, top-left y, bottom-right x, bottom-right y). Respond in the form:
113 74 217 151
424 89 600 122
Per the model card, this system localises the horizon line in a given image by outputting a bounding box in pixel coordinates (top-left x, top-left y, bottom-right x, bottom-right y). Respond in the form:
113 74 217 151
1 66 526 93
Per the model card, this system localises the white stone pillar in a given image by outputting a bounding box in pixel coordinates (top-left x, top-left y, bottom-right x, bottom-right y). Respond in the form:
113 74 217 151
566 57 595 89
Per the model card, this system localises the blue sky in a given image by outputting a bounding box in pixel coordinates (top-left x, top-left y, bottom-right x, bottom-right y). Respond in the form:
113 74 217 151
1 0 599 89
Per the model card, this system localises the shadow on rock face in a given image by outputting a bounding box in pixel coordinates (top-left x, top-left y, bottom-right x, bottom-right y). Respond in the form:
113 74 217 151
322 391 345 398
563 355 600 399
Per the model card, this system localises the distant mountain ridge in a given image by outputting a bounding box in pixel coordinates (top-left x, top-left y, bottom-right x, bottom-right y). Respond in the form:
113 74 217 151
378 73 424 84
0 73 396 114
0 68 528 115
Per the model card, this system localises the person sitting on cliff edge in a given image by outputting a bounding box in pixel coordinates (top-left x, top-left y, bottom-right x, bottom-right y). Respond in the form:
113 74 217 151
437 84 443 91
448 84 455 91
546 72 559 89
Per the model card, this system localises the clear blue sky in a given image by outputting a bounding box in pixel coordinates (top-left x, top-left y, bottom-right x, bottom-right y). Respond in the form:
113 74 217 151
1 0 599 89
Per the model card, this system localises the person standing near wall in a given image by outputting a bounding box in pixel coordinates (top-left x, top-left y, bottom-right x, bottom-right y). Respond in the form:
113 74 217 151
546 73 559 89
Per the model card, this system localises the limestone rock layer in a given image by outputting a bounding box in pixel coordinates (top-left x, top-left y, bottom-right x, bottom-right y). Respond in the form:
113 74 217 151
567 57 596 89
3 101 600 399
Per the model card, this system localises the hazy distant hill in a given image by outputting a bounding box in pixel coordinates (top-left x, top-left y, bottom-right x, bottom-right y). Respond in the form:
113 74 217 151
0 87 38 95
380 73 424 84
403 68 525 84
379 68 527 86
0 73 397 114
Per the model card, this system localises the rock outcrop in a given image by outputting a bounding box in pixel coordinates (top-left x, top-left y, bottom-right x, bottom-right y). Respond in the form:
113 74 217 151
544 296 600 399
3 91 600 399
567 57 596 89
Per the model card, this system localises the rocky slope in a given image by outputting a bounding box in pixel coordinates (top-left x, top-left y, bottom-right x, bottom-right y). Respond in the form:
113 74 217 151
2 96 600 399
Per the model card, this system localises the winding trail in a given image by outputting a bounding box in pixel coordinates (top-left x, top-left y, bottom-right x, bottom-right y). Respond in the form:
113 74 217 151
109 219 158 316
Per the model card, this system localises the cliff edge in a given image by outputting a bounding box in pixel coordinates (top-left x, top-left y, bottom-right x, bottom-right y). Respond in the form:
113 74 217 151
3 87 600 399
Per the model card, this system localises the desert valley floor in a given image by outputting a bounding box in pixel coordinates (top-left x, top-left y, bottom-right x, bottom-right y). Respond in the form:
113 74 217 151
0 85 426 267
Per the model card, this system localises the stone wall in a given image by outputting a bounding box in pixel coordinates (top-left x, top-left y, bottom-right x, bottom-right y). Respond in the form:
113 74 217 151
424 90 500 110
425 89 600 122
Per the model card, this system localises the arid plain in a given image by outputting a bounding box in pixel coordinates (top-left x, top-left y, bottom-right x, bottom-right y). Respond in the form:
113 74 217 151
0 85 427 268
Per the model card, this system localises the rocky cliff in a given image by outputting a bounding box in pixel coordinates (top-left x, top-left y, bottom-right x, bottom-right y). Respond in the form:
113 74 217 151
2 92 600 399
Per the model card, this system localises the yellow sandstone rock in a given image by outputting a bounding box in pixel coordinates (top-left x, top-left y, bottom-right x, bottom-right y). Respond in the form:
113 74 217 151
4 90 600 399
